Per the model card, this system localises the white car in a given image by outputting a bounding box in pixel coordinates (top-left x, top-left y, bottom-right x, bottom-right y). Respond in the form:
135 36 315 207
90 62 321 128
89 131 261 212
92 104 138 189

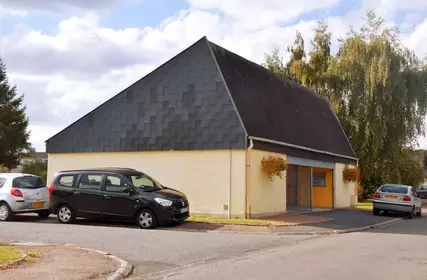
0 173 50 221
373 184 423 219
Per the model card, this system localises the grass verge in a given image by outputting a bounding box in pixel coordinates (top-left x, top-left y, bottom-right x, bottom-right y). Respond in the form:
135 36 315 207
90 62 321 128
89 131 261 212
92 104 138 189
0 245 40 267
0 246 22 265
357 202 373 210
187 216 293 226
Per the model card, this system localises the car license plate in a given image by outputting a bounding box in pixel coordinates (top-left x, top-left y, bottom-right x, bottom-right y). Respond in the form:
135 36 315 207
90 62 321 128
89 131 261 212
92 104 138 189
180 207 189 213
31 202 45 208
385 195 398 199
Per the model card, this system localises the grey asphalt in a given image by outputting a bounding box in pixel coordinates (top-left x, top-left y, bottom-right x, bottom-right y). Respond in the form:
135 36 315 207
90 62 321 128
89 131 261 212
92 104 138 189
145 217 427 280
0 216 310 276
272 209 398 234
1 213 426 280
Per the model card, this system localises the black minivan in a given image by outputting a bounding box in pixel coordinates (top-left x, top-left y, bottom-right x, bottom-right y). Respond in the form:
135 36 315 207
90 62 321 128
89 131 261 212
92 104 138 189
48 167 189 229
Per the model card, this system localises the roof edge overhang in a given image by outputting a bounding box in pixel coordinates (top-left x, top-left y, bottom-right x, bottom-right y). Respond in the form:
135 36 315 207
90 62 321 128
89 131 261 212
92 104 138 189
248 136 358 162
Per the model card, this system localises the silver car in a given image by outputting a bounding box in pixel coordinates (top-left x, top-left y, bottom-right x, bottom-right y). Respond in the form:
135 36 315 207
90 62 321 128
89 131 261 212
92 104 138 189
373 184 423 219
0 173 50 221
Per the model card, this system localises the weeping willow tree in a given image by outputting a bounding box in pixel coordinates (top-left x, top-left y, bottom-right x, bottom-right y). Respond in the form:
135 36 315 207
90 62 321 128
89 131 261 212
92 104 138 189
264 10 427 190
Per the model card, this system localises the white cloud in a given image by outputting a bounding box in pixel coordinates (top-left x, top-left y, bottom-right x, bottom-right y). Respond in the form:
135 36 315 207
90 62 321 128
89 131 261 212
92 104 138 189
1 1 426 151
0 0 135 15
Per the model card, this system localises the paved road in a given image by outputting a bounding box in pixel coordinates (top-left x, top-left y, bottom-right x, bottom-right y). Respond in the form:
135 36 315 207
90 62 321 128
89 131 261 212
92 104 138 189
143 217 427 280
1 215 427 280
0 215 310 275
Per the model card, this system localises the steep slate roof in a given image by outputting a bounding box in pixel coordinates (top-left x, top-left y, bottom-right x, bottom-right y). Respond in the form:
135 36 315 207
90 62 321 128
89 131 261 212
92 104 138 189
208 41 356 160
46 36 356 162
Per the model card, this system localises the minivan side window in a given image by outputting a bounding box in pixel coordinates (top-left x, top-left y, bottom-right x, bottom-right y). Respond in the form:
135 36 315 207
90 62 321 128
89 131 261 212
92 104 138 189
78 174 102 191
105 175 130 193
59 175 76 188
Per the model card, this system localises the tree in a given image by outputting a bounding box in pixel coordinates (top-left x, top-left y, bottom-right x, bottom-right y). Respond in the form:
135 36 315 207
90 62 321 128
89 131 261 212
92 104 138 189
22 159 47 183
264 10 427 189
0 59 30 169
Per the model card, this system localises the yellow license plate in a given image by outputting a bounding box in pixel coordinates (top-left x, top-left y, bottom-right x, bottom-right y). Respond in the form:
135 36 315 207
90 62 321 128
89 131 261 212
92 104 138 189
31 202 45 208
385 195 398 199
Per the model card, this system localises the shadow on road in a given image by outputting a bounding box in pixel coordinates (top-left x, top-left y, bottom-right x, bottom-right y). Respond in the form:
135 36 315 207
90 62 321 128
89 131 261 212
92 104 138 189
7 213 226 232
366 216 427 236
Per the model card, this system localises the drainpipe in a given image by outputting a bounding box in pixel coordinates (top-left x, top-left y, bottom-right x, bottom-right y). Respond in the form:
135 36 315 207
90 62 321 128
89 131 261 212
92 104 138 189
245 138 254 219
228 149 232 219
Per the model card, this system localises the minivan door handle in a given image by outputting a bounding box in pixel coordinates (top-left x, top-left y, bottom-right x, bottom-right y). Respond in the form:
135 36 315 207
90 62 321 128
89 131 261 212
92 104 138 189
74 192 82 196
104 195 111 199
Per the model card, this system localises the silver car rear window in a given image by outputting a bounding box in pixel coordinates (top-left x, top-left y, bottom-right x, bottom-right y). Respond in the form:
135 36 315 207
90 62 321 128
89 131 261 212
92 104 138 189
380 185 408 194
0 177 6 188
13 176 45 189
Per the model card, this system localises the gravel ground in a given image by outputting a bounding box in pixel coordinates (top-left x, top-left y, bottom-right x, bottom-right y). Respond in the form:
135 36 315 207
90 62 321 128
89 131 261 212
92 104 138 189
0 245 117 280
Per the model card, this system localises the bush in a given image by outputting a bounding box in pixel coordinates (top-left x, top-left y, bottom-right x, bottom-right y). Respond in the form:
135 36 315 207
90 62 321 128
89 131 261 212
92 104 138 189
0 165 8 173
22 160 47 183
360 176 383 199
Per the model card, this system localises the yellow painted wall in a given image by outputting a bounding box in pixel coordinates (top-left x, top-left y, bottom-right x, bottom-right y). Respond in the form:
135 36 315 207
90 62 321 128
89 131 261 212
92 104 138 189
248 149 286 217
312 168 333 208
47 150 246 217
334 163 357 208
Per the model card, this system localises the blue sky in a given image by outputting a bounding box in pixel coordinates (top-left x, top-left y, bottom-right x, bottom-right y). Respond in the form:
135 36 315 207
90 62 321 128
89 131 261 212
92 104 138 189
0 0 426 151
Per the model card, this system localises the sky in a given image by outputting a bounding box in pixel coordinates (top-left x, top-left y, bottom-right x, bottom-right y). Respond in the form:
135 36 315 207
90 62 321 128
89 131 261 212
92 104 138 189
0 0 426 152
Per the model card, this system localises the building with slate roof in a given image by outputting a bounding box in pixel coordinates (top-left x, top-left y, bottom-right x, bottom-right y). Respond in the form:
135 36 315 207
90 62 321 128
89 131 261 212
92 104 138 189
46 36 358 218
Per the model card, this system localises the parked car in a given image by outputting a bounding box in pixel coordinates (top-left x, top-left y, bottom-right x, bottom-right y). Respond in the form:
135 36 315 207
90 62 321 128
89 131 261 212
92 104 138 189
0 173 51 221
373 184 423 219
48 167 189 229
416 184 427 199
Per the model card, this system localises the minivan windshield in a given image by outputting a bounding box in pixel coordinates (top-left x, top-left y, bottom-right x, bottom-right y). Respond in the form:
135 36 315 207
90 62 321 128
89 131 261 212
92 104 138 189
125 173 164 192
13 176 45 189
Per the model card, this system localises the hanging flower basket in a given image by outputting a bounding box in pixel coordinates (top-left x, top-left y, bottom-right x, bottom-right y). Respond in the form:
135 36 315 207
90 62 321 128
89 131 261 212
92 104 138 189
261 155 287 181
343 166 358 183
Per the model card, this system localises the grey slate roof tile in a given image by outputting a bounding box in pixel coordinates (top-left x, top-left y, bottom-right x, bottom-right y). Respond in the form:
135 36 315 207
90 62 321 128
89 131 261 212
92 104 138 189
46 36 355 162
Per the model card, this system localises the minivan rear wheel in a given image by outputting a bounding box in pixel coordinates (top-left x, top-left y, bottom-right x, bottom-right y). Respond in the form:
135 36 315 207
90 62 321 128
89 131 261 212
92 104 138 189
0 203 12 221
57 205 76 224
137 209 157 229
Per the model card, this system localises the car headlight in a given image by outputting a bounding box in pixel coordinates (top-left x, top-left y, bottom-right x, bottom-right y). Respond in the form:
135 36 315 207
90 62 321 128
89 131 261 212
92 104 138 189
154 198 172 207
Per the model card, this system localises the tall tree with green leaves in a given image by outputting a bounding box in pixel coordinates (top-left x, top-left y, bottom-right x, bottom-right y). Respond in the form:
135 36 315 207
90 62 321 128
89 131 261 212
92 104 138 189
264 10 427 189
0 59 30 169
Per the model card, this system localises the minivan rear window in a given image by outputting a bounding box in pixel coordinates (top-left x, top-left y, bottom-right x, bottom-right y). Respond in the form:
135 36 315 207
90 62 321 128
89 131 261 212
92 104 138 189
13 176 45 189
380 185 408 194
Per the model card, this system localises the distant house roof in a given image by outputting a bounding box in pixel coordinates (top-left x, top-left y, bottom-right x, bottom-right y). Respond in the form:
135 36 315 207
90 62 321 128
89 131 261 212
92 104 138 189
46 36 356 163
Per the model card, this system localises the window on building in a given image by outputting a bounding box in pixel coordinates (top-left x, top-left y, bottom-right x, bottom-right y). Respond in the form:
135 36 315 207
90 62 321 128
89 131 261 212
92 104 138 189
313 172 326 187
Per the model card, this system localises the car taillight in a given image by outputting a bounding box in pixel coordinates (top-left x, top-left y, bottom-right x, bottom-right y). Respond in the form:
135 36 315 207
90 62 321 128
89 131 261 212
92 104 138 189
10 188 23 197
403 196 412 202
373 193 381 199
48 183 54 194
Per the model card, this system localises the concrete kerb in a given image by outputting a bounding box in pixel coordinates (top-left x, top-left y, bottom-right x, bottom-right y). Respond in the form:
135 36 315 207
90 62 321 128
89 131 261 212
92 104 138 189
7 242 133 280
274 217 404 236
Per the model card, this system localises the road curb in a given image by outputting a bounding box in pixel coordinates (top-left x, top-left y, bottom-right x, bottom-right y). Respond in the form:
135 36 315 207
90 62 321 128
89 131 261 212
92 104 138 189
71 245 133 280
8 242 133 280
274 217 403 236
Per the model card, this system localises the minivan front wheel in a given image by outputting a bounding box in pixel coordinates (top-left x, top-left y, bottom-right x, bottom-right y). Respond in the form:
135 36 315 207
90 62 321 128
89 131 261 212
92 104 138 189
57 205 76 224
137 209 157 229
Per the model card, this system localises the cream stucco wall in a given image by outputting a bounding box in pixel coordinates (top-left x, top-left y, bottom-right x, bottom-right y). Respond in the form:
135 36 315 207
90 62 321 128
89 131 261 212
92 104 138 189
47 150 246 217
334 162 358 208
248 149 286 217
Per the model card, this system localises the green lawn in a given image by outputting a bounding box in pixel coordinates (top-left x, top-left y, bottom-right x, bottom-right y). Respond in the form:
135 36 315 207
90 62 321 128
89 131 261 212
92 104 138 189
187 216 292 226
0 246 22 265
357 202 373 210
